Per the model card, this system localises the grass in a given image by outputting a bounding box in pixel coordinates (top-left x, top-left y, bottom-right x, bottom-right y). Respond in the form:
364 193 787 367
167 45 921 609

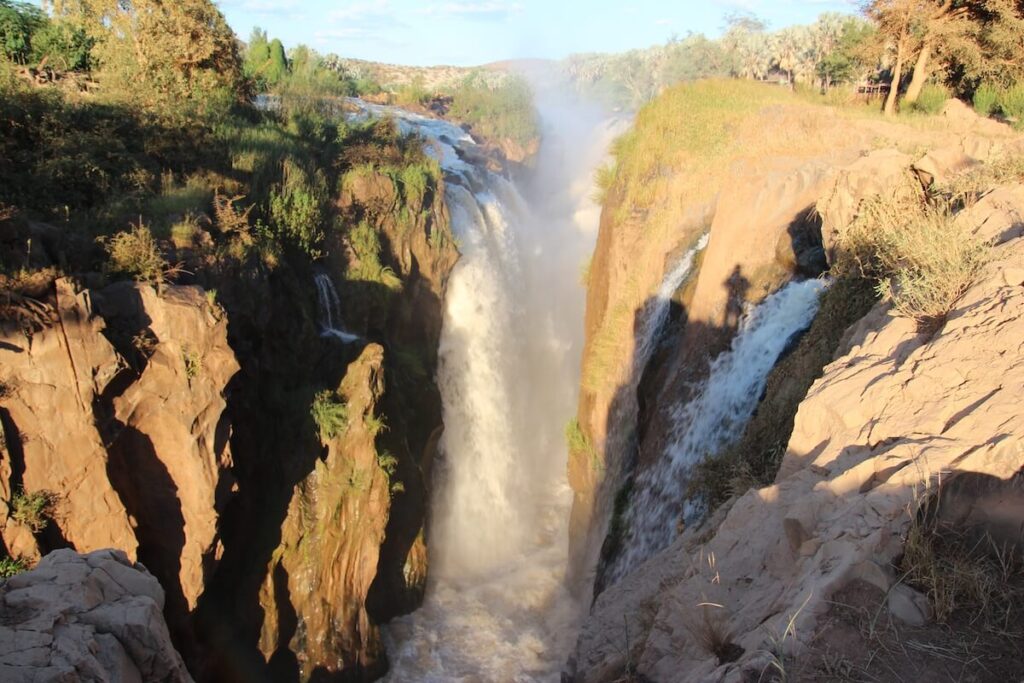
974 82 999 117
830 175 990 330
446 72 539 147
909 83 949 115
0 555 27 578
182 346 202 380
311 389 348 441
565 417 600 473
901 489 1023 629
345 221 402 290
10 489 57 532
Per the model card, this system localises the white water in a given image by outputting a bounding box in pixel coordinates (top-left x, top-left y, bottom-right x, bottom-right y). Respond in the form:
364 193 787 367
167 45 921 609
371 92 620 681
632 234 710 376
313 273 361 343
607 278 827 582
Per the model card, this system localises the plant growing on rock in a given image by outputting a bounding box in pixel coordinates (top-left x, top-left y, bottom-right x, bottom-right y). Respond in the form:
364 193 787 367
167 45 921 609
311 389 348 441
101 222 168 285
0 554 27 578
182 346 202 380
10 489 58 532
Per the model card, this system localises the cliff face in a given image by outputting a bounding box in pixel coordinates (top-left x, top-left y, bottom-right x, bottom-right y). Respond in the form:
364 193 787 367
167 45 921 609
0 279 236 655
571 96 1024 682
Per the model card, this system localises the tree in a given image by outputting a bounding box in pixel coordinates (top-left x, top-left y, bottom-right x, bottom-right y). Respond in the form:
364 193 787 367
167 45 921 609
903 0 971 104
50 0 242 113
865 0 920 115
0 0 46 64
243 27 270 88
816 16 876 89
265 38 287 86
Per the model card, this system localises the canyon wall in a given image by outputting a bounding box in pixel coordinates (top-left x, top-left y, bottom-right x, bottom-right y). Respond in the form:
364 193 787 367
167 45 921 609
571 90 1024 681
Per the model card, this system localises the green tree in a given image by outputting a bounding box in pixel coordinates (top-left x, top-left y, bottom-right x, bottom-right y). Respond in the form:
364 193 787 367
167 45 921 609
0 0 46 64
266 38 287 85
243 27 270 88
51 0 242 115
30 19 93 71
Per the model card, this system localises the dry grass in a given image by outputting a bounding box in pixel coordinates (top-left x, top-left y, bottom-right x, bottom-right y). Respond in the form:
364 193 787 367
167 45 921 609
833 178 989 330
901 491 1023 630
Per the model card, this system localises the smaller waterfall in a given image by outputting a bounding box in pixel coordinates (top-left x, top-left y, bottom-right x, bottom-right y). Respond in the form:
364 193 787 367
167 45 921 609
633 234 710 375
609 278 826 581
314 273 361 344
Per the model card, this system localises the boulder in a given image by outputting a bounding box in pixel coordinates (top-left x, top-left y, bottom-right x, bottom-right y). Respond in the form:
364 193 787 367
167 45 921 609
0 549 193 682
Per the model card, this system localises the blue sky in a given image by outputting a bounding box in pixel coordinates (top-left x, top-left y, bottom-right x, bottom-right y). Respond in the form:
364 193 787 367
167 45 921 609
214 0 859 66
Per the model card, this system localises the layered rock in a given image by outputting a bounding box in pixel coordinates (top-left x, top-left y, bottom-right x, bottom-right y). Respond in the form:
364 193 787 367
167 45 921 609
0 548 192 682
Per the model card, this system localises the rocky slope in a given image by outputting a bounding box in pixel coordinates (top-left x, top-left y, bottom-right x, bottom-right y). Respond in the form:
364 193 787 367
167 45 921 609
570 93 1024 681
1 548 193 682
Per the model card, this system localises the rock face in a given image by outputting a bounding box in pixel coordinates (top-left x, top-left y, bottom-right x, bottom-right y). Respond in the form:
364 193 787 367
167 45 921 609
570 149 1024 682
0 548 192 682
0 280 237 630
257 345 393 681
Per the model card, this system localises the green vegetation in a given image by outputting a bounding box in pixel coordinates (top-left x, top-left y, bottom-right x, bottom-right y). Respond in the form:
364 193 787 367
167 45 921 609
10 489 57 532
973 82 999 117
910 83 949 115
311 389 349 441
447 73 538 147
998 83 1024 128
182 346 202 380
268 160 329 258
565 417 601 473
346 222 402 290
0 554 27 578
101 223 168 284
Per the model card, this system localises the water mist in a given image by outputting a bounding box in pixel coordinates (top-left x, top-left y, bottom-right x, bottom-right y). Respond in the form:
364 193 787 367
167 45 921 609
380 86 621 681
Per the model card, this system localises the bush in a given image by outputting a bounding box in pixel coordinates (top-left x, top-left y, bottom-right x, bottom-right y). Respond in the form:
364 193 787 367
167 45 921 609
346 221 401 290
973 82 999 117
268 159 329 257
835 180 989 329
311 389 348 441
10 489 57 532
0 554 27 578
910 83 949 115
997 83 1024 129
446 72 539 147
102 223 168 284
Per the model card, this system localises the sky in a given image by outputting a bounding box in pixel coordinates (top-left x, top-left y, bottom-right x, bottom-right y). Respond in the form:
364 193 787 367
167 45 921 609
215 0 859 67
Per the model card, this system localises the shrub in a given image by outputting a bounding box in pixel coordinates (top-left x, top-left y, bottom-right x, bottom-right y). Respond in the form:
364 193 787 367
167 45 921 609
10 489 57 532
973 82 999 117
446 72 539 147
101 223 168 284
182 346 201 380
268 159 328 257
909 83 949 115
311 389 348 441
834 180 988 329
0 554 27 578
997 83 1024 129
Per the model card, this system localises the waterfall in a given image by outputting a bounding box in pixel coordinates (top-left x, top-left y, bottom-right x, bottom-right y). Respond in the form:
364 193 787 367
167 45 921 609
369 92 618 681
633 233 710 376
607 278 826 582
313 273 360 343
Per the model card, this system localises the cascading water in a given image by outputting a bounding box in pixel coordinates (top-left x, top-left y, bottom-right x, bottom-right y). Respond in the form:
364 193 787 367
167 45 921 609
355 90 620 680
632 234 710 375
606 278 826 583
314 273 360 343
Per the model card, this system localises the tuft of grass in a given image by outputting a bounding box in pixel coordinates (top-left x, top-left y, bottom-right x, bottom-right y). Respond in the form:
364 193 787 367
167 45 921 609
364 412 387 437
10 489 58 532
311 389 348 441
909 83 949 115
690 603 743 665
0 555 28 579
973 82 1000 118
901 489 1023 628
182 346 202 380
346 221 402 290
997 83 1024 129
833 179 989 330
565 417 600 472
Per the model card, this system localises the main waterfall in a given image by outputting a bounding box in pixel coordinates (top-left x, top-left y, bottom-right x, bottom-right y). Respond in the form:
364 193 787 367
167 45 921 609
367 93 620 680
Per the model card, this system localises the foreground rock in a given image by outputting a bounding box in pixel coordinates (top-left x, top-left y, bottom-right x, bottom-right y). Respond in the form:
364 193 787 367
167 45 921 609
0 549 192 682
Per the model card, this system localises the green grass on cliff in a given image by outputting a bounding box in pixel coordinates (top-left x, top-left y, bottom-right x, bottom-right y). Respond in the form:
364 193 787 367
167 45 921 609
600 79 793 219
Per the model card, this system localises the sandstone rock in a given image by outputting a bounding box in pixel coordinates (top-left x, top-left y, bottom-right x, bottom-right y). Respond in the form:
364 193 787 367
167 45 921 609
0 548 193 682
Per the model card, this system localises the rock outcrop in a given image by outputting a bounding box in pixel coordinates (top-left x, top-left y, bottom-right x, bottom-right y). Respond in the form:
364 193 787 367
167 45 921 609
0 548 192 682
570 146 1024 683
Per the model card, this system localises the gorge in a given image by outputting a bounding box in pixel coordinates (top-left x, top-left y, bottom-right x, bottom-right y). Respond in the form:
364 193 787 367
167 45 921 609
3 5 1024 681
